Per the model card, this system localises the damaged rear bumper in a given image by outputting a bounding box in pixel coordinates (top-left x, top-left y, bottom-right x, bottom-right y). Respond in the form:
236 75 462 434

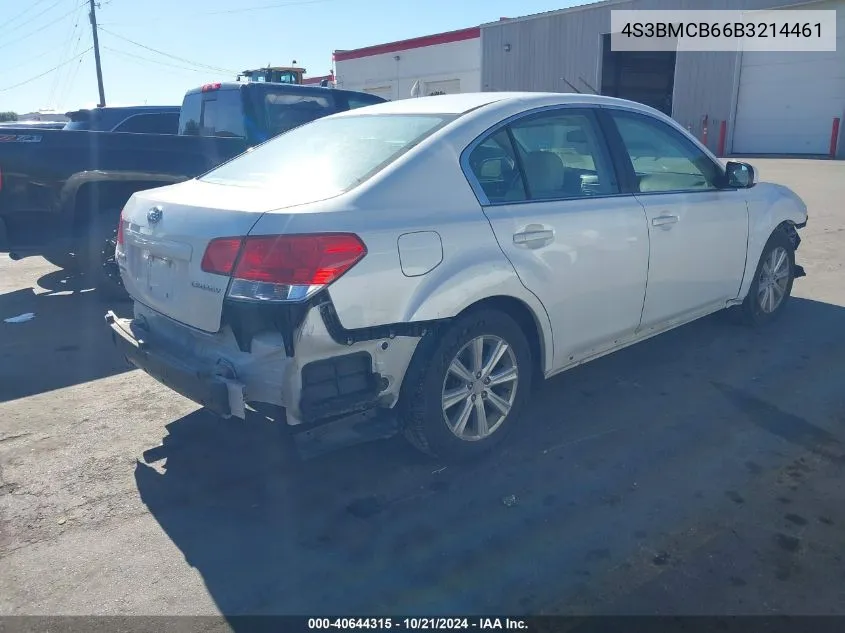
104 295 425 428
105 311 246 419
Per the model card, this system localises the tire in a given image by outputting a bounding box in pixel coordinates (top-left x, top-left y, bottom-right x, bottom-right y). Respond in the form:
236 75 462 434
400 309 533 462
736 228 795 326
80 213 129 301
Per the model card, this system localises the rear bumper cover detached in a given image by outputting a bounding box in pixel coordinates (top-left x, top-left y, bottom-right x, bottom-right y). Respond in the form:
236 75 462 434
105 311 244 418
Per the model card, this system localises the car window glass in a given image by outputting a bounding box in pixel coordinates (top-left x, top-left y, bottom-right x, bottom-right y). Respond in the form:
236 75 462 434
260 91 334 136
199 90 246 138
201 114 451 204
610 110 722 193
467 129 526 203
179 96 202 135
344 93 385 110
114 113 179 134
509 111 616 199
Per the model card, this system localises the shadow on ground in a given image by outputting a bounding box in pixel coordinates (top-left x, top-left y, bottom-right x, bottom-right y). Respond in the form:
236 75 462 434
135 297 845 620
0 267 132 403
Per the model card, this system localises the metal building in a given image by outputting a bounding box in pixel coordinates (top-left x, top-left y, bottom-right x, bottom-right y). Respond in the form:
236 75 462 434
481 0 845 156
334 27 482 101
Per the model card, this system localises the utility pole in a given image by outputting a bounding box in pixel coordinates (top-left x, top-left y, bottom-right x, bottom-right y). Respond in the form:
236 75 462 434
89 0 106 107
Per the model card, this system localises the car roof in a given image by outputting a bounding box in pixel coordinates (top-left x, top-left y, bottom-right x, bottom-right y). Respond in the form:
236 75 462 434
65 105 180 118
334 92 659 115
184 82 373 97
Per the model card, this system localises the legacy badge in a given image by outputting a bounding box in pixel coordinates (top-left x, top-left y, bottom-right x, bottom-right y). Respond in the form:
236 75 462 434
191 281 223 294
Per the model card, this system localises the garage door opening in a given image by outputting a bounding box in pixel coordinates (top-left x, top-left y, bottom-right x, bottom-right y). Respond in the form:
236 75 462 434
600 33 676 116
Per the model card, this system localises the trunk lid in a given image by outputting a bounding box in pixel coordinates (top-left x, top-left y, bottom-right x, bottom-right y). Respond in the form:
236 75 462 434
119 179 276 333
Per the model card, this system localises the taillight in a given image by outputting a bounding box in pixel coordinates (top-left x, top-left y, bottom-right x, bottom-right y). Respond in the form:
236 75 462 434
116 210 125 246
201 237 242 275
201 83 221 92
201 233 367 302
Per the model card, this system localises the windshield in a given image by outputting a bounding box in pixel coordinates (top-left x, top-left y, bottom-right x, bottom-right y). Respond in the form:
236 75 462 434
199 113 453 200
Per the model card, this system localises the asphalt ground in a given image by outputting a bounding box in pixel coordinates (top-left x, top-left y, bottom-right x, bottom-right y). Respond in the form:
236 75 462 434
1 159 844 620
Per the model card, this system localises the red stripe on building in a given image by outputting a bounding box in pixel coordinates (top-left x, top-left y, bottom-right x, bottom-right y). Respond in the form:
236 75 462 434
333 26 480 62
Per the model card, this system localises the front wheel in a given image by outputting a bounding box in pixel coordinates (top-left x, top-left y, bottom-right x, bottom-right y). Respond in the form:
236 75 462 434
400 309 533 461
736 229 795 326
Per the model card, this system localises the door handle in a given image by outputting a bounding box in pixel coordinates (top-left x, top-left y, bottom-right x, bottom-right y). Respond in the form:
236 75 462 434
652 214 679 228
513 227 555 248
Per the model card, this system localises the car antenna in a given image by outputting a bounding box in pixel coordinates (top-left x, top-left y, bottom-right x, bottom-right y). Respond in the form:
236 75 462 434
561 78 582 94
579 76 599 94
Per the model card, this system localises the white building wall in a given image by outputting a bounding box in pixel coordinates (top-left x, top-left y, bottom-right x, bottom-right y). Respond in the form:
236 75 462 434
335 37 481 101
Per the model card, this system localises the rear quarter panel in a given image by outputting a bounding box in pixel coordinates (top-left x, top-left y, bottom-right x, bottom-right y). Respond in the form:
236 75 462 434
247 117 555 373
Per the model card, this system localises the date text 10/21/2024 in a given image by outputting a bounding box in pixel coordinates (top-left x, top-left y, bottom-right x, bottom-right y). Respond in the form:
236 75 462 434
307 618 529 630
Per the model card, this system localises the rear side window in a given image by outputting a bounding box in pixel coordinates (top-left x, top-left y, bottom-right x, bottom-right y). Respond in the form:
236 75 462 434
467 129 526 204
509 111 616 199
256 90 335 136
114 112 179 134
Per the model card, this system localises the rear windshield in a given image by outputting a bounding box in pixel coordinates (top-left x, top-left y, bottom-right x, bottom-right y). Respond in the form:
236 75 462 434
179 89 245 138
199 114 453 201
251 89 336 137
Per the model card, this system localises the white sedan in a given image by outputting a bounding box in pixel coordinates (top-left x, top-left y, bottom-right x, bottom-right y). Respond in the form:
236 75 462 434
106 92 808 461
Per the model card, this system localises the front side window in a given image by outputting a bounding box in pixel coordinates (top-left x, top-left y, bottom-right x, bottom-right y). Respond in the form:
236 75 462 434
509 110 617 199
201 114 452 207
609 110 723 193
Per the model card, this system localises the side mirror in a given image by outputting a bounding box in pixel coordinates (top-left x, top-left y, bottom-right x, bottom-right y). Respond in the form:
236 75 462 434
725 161 757 188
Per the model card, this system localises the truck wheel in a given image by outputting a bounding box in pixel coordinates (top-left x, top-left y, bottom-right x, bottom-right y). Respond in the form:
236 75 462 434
736 228 795 326
400 309 533 462
82 213 129 301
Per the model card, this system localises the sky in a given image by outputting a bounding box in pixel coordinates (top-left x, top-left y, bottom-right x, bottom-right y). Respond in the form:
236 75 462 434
0 0 584 114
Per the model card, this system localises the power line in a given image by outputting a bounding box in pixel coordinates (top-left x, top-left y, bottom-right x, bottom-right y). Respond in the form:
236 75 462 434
98 0 339 24
57 29 90 108
0 4 84 52
1 0 55 33
0 0 66 36
102 45 220 75
97 27 237 74
0 47 93 93
48 1 86 106
203 0 339 16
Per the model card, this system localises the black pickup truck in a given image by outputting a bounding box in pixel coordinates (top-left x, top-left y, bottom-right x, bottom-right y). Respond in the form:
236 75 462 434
0 82 385 292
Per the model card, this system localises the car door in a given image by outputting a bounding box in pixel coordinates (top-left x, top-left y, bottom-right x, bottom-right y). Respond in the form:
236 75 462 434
464 106 650 370
602 108 749 331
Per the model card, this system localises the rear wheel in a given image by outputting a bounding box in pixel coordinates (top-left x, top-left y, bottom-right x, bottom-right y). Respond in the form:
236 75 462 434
77 212 128 300
400 309 533 461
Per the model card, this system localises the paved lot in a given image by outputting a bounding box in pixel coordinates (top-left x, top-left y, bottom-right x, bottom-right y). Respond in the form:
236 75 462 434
1 159 844 618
